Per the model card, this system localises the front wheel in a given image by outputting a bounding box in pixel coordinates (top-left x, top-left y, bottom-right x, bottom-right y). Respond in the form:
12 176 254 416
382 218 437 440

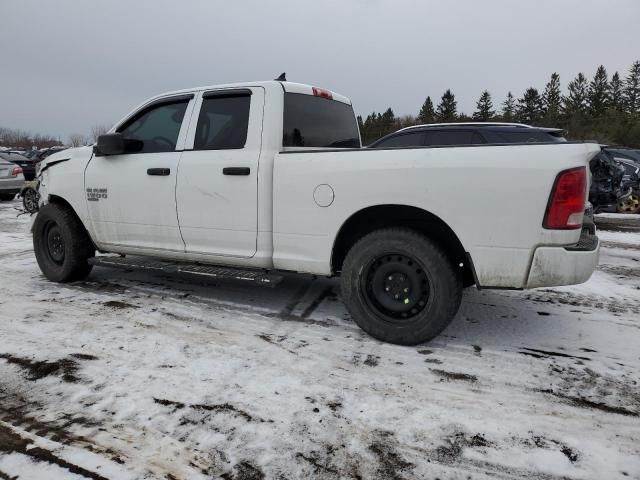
340 228 462 345
33 204 95 282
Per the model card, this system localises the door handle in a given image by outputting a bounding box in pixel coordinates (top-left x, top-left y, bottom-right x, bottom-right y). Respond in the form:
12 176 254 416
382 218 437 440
147 168 170 176
222 167 250 176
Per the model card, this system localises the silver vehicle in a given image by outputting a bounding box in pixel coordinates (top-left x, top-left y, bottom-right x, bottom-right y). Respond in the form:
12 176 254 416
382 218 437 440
0 158 25 201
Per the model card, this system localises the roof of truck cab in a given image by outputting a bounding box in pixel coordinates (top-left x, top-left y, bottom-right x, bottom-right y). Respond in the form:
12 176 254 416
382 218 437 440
143 81 352 105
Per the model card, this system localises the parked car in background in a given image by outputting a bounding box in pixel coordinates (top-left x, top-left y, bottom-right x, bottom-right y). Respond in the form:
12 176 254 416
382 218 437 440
605 149 640 213
35 146 67 161
367 123 567 148
0 151 38 181
589 148 640 214
0 158 25 201
23 150 42 160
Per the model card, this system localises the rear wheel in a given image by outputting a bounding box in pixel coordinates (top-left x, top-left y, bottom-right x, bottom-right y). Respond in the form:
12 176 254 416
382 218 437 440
0 194 15 201
33 204 95 282
340 228 462 345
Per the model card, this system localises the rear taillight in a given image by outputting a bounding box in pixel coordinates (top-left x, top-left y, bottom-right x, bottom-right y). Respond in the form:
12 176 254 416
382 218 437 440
312 87 333 100
543 166 587 229
11 166 23 177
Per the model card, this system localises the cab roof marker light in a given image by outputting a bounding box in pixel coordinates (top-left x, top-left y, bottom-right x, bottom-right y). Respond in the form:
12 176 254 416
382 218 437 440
312 87 333 100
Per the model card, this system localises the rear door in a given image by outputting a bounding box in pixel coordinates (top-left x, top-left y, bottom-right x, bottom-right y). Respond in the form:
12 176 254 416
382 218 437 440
176 87 264 257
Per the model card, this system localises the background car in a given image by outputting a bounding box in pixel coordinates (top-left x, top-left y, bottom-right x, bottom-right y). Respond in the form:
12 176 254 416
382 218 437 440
0 158 25 201
367 122 567 148
0 151 38 181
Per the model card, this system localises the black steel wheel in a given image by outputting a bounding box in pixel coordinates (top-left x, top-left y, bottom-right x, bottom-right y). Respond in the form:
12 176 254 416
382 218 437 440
44 222 65 265
362 253 432 322
33 203 95 282
341 228 462 345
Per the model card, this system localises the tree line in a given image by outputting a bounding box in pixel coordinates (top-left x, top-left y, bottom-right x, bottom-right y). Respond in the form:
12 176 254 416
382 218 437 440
0 124 111 150
0 127 62 150
3 61 640 150
358 60 640 147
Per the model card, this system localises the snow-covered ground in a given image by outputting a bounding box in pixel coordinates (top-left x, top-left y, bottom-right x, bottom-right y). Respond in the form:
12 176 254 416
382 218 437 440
0 200 639 480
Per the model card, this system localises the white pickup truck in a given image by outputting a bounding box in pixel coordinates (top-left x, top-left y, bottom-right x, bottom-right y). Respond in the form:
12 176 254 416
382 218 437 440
33 79 600 345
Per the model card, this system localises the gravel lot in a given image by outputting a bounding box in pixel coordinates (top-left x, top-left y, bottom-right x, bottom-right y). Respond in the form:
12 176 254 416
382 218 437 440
0 199 639 480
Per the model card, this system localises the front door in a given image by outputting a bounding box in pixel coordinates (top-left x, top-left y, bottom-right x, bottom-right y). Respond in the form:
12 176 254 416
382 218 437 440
176 88 264 257
85 95 194 252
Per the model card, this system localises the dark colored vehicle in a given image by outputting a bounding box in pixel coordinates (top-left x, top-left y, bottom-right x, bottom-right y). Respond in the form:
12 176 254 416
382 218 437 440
23 150 42 160
0 151 37 181
367 123 567 148
599 148 640 213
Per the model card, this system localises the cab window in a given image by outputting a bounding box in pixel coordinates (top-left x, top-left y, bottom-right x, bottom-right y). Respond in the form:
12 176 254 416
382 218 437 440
117 99 189 153
194 93 251 150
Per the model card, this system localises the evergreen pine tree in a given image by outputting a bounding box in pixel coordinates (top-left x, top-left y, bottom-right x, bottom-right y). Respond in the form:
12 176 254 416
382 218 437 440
588 65 610 117
417 97 436 124
609 72 625 111
501 92 516 122
542 73 562 123
516 88 544 124
563 73 589 116
472 90 495 121
436 90 457 122
624 60 640 113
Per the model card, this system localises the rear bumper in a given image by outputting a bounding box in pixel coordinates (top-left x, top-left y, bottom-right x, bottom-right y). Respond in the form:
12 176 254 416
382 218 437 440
525 225 600 288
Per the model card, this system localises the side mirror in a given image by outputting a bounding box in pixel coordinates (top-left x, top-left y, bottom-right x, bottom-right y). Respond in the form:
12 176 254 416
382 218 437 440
94 133 125 156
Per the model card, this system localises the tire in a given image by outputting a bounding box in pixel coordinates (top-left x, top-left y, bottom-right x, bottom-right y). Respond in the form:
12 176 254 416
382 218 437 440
340 228 462 345
617 193 640 214
33 203 95 282
0 194 16 201
22 187 40 213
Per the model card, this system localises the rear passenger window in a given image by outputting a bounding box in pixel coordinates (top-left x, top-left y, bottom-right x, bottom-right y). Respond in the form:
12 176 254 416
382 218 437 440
425 130 478 146
194 93 251 150
373 131 425 148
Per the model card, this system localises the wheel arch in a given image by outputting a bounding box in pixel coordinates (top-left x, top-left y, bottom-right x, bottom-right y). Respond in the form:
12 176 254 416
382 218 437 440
45 194 97 249
331 204 477 287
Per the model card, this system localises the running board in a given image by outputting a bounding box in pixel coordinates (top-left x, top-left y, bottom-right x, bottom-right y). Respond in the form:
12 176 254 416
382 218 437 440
88 256 283 287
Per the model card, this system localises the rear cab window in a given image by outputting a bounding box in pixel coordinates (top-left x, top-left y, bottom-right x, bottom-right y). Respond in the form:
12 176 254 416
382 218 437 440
282 92 360 149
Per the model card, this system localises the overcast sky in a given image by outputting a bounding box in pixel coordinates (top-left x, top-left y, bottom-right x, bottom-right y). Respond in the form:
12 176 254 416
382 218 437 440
1 0 639 141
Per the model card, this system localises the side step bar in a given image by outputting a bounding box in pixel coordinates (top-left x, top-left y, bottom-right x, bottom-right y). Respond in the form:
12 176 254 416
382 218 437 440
88 256 283 287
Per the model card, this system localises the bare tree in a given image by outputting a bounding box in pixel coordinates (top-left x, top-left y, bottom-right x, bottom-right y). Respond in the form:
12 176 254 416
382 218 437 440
68 133 89 148
90 124 110 142
0 126 61 149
